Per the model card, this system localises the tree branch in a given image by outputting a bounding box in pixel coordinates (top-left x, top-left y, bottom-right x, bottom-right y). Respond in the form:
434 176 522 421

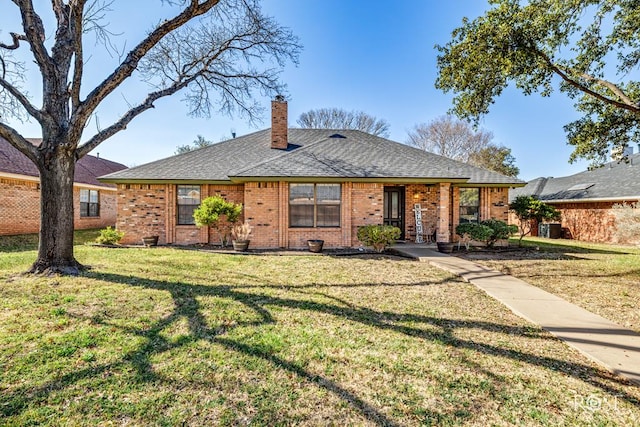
0 75 44 121
74 0 220 127
0 32 27 50
70 0 87 111
533 47 640 113
0 122 38 162
13 0 55 76
76 75 196 158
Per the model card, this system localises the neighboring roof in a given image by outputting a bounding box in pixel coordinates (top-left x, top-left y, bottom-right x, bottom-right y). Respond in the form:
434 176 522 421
510 153 640 203
100 128 524 186
0 137 127 188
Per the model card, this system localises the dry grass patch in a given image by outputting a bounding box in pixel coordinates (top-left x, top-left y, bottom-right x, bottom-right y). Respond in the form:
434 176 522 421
1 242 639 425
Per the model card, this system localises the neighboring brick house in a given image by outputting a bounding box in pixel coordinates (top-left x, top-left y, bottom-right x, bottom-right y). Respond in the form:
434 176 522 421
0 137 127 236
99 98 523 248
509 153 640 243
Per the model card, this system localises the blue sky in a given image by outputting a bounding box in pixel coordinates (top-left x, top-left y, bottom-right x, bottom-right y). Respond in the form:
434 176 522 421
1 1 590 180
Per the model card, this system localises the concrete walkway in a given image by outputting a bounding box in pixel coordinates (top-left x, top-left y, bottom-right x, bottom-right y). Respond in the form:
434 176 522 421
391 244 640 386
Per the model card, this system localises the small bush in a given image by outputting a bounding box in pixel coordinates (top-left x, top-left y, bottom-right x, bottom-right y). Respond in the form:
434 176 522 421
193 196 243 246
481 219 518 248
612 202 640 245
455 222 493 243
357 225 401 252
95 226 124 245
455 220 517 248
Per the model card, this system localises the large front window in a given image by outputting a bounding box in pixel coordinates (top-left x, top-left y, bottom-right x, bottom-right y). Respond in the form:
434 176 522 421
79 189 99 217
289 183 341 227
177 185 201 225
459 188 480 223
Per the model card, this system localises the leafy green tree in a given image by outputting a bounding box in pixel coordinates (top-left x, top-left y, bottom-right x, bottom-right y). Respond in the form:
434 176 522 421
175 135 214 155
436 0 640 167
468 145 519 177
509 195 561 245
193 196 242 246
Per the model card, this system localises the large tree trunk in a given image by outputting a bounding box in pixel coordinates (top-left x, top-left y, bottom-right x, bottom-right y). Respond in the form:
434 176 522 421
29 147 83 275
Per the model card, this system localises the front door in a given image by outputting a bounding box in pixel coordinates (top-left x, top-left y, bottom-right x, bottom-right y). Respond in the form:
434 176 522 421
383 187 405 239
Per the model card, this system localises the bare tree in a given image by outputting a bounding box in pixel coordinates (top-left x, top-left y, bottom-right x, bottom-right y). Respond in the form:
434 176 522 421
0 0 300 275
407 115 493 162
297 108 390 137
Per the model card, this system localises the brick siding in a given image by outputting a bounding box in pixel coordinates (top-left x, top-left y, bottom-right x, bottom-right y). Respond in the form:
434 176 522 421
0 176 117 236
508 201 630 243
115 181 513 248
116 184 167 244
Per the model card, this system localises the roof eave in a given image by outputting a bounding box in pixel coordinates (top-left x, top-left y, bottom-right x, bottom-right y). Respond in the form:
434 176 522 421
98 178 234 185
543 196 640 204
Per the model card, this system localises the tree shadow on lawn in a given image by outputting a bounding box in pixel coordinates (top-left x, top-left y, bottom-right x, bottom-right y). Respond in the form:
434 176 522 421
3 272 639 423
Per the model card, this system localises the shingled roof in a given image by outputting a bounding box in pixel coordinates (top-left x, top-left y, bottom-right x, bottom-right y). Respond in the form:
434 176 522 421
510 153 640 203
0 137 127 187
99 128 524 186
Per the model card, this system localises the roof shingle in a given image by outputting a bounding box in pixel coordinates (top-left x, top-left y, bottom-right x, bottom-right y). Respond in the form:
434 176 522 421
510 154 640 202
100 128 524 185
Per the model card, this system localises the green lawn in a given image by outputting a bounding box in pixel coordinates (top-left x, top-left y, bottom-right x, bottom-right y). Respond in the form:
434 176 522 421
1 234 639 425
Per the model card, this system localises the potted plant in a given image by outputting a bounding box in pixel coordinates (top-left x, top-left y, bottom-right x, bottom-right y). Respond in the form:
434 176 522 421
232 222 252 251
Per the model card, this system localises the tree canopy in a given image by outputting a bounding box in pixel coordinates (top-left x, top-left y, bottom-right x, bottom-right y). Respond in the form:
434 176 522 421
436 0 640 167
509 195 561 245
296 108 390 137
0 0 300 274
175 135 214 154
468 145 519 177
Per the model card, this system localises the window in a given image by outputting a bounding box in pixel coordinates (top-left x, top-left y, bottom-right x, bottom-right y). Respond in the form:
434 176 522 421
177 185 201 225
459 188 480 223
80 189 99 217
290 183 341 227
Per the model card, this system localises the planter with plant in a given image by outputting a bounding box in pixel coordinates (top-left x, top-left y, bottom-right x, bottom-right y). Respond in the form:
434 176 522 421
95 226 125 245
231 222 252 251
193 196 242 246
357 225 401 253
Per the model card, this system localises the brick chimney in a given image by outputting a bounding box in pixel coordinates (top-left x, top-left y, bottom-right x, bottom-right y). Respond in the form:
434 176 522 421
271 95 288 150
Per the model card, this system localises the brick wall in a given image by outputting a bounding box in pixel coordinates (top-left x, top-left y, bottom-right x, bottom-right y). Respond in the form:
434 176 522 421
244 181 281 248
351 183 384 247
116 184 167 244
508 201 628 243
114 180 515 248
0 177 41 235
551 201 618 243
0 176 117 236
405 184 438 242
